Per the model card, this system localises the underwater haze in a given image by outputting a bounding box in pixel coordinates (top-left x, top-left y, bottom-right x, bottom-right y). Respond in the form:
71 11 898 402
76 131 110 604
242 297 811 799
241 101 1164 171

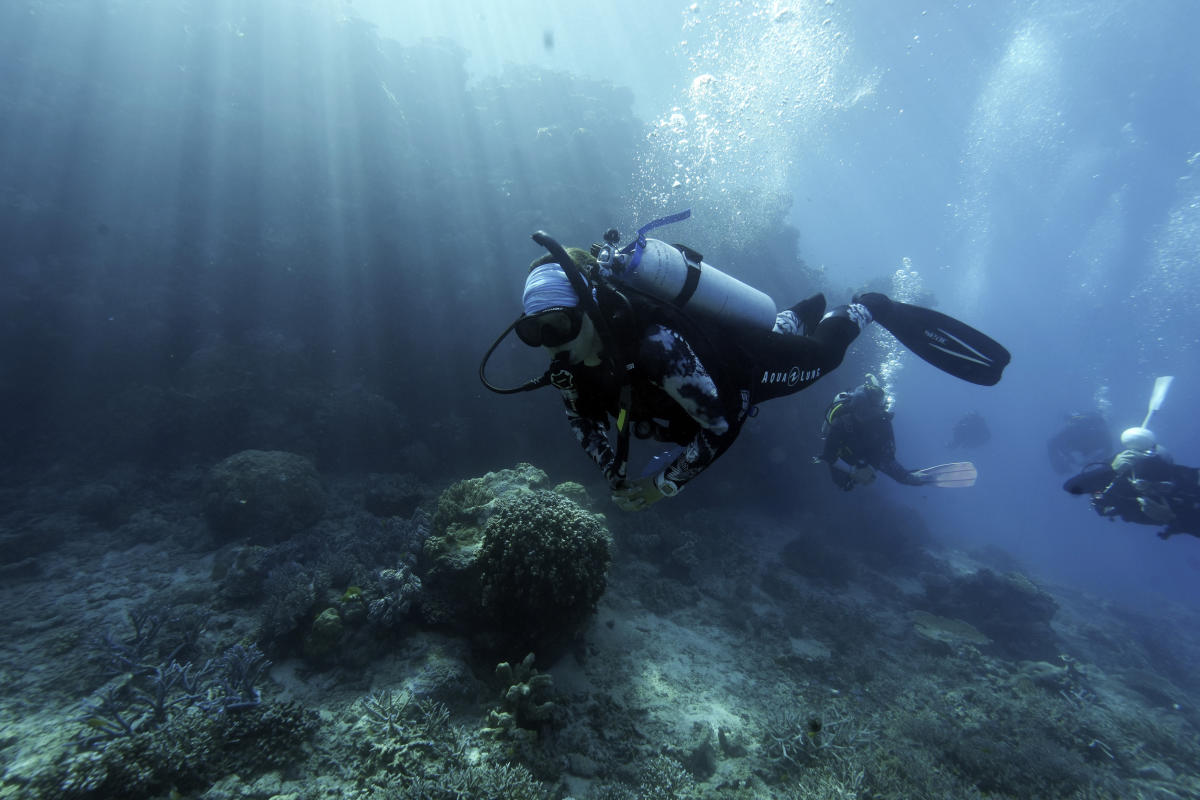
3 1 1200 798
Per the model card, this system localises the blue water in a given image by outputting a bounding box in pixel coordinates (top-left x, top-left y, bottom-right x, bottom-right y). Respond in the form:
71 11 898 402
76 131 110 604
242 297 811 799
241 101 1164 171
2 0 1198 643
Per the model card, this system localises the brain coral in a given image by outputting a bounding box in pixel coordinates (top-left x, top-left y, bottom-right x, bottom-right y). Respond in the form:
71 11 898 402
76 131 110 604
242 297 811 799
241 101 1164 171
203 449 325 545
477 489 611 650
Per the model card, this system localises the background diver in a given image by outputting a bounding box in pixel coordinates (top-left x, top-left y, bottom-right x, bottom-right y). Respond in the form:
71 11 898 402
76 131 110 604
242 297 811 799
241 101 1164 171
947 410 990 449
1064 426 1200 539
1046 409 1112 474
818 375 977 491
480 216 1010 511
1062 376 1200 539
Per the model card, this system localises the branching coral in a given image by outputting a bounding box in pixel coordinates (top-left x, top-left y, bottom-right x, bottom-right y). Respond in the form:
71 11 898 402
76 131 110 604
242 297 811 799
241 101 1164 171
367 563 423 628
485 653 558 737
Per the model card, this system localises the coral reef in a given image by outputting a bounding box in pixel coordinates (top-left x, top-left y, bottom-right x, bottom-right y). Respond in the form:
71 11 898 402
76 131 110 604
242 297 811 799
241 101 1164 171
202 449 326 545
920 568 1060 661
478 489 612 653
366 562 424 628
485 653 559 739
419 463 549 625
419 464 611 654
364 472 427 518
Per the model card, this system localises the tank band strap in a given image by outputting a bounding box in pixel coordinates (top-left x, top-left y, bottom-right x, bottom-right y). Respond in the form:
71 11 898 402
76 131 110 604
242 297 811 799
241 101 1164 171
674 249 702 307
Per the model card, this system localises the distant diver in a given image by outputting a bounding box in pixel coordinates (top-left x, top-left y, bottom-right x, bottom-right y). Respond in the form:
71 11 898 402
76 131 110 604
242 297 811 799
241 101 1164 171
480 210 1009 511
1063 376 1199 539
947 410 990 449
1064 427 1200 540
817 375 977 490
1047 410 1111 474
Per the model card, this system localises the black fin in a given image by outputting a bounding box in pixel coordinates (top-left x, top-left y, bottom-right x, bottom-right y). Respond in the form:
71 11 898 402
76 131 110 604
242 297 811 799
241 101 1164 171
1062 463 1115 495
876 301 1011 386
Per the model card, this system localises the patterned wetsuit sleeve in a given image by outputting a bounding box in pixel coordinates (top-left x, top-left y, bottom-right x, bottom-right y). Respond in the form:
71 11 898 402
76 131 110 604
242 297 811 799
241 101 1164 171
561 389 618 483
638 324 737 488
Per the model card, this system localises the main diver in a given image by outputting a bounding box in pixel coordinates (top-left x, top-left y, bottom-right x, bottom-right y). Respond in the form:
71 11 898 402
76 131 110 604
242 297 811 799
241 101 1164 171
480 216 1010 511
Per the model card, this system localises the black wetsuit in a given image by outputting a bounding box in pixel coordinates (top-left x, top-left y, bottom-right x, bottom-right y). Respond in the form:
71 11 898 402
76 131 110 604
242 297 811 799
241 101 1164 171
554 292 862 490
818 399 922 486
1067 451 1200 538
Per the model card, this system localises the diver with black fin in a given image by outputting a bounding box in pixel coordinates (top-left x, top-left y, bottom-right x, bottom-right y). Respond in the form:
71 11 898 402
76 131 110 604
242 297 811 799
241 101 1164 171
817 375 978 490
480 211 1010 511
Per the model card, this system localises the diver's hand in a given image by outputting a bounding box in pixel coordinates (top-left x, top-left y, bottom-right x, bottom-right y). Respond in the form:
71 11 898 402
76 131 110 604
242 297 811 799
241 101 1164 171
1111 450 1140 474
1138 495 1175 524
853 466 877 486
830 467 855 492
612 476 667 512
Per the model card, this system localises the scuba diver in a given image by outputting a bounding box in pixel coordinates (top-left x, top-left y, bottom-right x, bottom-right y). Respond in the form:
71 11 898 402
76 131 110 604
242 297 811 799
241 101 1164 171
1046 410 1112 474
947 410 990 449
817 375 923 490
817 376 978 490
1064 426 1200 540
480 211 1010 511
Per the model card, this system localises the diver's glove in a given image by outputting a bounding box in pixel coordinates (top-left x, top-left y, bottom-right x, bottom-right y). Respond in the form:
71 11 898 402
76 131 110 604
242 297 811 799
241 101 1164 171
853 466 877 486
1137 495 1176 524
1110 449 1141 474
612 473 677 512
830 466 855 492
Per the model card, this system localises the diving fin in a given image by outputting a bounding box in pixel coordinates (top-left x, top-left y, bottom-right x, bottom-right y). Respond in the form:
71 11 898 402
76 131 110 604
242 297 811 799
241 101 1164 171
872 301 1011 386
1062 462 1115 496
913 461 977 488
1141 375 1174 428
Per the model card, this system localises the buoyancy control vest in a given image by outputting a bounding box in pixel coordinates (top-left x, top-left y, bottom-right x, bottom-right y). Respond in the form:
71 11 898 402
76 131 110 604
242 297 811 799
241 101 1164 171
571 283 749 445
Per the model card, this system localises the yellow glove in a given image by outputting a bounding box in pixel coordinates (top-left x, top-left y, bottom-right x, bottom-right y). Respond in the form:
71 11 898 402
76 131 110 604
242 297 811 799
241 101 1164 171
612 475 670 511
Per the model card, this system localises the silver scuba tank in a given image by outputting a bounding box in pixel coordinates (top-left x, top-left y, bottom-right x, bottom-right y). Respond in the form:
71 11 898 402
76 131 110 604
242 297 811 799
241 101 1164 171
611 238 777 332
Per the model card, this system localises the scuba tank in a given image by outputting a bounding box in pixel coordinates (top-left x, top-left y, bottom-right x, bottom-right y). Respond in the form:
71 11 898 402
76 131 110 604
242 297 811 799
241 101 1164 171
594 210 777 333
612 238 779 332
